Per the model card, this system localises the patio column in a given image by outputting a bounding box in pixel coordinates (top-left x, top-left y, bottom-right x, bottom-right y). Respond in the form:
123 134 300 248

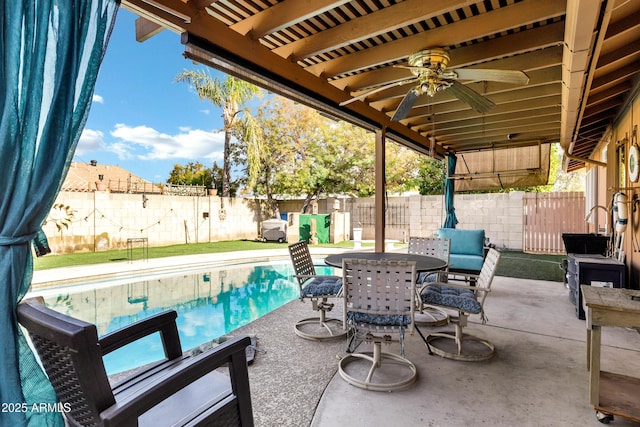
375 128 386 252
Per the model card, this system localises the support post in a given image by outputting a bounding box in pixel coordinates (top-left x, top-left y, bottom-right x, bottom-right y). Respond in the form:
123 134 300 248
375 128 386 252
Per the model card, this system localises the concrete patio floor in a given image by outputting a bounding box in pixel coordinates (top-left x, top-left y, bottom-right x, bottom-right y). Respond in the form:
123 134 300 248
310 275 640 426
31 250 640 426
230 273 640 427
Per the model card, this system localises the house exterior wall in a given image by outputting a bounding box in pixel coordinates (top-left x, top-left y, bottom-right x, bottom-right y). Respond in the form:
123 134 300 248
586 89 639 289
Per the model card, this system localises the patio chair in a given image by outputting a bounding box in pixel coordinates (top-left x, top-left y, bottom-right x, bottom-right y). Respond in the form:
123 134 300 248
418 248 501 361
288 241 346 341
408 236 451 326
339 258 417 391
17 298 254 427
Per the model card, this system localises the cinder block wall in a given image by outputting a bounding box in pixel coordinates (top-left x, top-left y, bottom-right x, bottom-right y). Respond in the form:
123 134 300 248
43 192 268 253
405 192 523 250
44 191 525 253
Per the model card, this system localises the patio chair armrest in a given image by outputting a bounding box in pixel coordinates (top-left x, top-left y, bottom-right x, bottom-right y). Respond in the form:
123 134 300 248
99 310 182 360
100 336 252 426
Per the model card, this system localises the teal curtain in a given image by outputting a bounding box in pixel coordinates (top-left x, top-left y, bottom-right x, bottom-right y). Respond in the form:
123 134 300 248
0 2 118 425
443 154 458 228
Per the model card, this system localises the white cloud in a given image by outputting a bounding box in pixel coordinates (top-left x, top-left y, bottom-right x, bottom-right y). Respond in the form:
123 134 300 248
76 129 105 155
109 124 226 162
109 141 135 160
92 94 104 104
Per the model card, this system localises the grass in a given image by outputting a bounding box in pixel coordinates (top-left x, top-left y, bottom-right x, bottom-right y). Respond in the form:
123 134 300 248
496 250 565 282
33 240 366 271
34 241 566 282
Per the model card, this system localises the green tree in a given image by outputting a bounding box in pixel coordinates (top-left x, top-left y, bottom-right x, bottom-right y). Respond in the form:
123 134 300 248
238 97 324 216
552 144 585 192
418 157 447 195
175 70 261 196
237 98 378 214
167 162 212 187
315 121 375 199
386 142 422 194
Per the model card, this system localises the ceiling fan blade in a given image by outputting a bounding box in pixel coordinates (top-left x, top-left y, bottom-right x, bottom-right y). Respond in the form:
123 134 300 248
340 78 418 106
450 68 529 85
447 81 496 113
391 88 420 121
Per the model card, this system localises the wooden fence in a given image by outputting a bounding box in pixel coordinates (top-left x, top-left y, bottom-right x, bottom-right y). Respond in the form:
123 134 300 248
523 192 587 253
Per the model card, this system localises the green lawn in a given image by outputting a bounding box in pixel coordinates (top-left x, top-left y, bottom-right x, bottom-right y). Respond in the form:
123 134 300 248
34 241 565 282
33 240 364 270
496 251 565 282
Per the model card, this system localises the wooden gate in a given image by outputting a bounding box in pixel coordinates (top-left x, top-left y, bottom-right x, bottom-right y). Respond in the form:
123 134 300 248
523 192 587 253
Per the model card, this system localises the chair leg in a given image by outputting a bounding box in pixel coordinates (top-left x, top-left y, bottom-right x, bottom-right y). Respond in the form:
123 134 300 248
338 341 418 391
415 305 449 326
414 324 433 355
295 300 347 341
425 318 495 362
415 282 449 326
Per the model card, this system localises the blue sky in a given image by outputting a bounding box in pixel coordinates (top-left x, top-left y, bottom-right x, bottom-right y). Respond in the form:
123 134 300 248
77 9 229 183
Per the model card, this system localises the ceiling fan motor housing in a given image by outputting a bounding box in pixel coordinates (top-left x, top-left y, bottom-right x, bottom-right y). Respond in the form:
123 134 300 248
408 48 450 73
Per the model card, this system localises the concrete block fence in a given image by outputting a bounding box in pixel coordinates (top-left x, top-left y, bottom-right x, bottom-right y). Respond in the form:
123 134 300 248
44 191 530 254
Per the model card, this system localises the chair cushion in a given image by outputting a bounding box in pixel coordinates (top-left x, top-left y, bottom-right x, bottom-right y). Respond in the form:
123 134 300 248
347 312 411 327
449 254 484 272
417 272 438 283
420 285 481 314
437 228 485 256
301 276 342 297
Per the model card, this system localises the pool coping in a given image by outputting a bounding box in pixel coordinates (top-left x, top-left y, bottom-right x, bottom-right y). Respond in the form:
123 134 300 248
30 247 359 289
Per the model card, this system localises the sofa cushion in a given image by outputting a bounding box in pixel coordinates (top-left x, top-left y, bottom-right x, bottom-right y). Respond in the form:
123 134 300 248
437 228 485 257
449 254 485 273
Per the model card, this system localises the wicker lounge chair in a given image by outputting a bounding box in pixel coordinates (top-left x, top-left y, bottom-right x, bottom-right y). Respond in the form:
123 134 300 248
418 248 501 361
288 241 346 341
17 298 254 426
339 258 417 391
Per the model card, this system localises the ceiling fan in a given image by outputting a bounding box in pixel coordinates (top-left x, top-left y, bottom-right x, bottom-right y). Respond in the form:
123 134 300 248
340 48 530 121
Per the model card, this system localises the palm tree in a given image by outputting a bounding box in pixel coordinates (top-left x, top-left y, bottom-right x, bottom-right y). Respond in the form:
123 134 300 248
175 70 261 196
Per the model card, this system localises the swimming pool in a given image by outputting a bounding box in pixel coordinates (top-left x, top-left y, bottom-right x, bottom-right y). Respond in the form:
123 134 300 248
28 258 335 375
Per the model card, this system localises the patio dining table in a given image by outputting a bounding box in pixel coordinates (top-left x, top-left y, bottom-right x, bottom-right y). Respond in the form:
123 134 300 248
324 251 450 330
324 251 448 273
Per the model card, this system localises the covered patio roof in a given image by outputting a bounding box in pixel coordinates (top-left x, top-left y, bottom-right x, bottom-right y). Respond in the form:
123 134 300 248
122 0 639 176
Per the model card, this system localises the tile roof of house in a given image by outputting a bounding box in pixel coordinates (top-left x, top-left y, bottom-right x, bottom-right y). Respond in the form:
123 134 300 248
62 161 161 193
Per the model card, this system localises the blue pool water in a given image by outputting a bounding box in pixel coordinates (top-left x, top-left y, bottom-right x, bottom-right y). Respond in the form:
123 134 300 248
32 259 335 375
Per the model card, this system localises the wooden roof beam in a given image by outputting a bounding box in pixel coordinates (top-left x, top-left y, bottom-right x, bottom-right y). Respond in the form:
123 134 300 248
424 106 560 133
365 64 561 111
335 22 564 93
273 0 475 61
436 122 560 145
230 0 351 39
135 17 165 42
410 95 560 129
305 0 565 78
